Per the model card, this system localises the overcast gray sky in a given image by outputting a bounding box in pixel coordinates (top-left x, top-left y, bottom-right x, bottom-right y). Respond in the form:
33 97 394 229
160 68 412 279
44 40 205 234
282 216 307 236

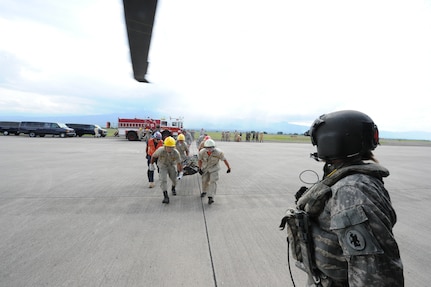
1 0 430 134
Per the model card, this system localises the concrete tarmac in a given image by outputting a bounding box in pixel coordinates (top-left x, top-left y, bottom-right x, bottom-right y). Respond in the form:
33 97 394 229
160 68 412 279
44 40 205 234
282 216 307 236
0 136 430 286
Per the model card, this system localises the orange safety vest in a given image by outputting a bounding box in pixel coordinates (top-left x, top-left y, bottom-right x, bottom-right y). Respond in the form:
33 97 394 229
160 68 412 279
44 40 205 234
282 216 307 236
147 138 163 156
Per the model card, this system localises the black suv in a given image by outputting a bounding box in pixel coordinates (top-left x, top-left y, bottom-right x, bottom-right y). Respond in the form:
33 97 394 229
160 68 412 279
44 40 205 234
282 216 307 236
65 123 107 137
19 121 76 137
0 121 20 135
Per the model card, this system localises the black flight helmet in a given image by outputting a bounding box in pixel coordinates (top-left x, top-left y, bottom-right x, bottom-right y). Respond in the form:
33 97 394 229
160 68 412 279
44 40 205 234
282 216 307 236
308 110 379 161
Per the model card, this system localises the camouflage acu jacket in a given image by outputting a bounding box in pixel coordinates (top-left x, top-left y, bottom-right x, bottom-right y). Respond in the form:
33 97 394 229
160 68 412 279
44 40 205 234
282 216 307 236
297 163 404 286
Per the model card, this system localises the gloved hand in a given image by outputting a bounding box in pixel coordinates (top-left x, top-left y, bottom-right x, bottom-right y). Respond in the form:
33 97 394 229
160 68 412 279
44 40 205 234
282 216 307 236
198 168 203 175
177 171 184 180
149 163 155 171
226 168 231 173
295 186 308 203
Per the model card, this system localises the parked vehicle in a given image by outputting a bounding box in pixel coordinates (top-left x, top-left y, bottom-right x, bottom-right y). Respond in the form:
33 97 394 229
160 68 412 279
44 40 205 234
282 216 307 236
0 121 20 135
19 121 76 138
65 123 107 137
117 117 183 141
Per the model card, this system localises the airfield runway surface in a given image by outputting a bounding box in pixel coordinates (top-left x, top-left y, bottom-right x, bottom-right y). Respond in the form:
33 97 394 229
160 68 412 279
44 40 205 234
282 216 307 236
0 136 430 286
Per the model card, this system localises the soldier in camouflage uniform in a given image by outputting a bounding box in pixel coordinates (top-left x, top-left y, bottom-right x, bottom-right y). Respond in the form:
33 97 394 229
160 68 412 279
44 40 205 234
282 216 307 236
281 110 404 287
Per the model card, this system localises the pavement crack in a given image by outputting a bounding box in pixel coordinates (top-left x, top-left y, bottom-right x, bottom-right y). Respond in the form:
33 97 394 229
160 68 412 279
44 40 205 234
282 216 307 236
197 173 218 287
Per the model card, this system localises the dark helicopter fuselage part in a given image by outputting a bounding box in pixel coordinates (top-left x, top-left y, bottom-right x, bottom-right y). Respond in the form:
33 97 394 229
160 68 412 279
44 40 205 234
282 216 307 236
122 0 158 83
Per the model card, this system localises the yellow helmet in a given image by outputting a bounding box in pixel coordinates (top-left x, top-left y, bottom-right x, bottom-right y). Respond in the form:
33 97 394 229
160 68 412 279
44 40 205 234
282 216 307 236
177 134 185 141
164 136 176 147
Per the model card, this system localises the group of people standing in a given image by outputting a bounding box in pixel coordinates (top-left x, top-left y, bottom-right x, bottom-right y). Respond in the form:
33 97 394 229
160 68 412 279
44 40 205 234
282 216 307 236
145 131 231 205
220 130 264 142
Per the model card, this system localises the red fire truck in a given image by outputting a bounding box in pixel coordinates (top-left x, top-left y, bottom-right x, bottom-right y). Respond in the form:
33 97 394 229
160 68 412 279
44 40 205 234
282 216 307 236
117 117 184 141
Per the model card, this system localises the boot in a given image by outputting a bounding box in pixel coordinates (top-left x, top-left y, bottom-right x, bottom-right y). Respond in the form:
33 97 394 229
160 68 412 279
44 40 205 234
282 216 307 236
171 186 176 196
162 191 169 204
208 197 214 205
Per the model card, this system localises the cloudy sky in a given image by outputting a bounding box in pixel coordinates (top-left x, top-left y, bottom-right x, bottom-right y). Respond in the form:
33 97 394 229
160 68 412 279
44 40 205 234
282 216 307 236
1 0 430 134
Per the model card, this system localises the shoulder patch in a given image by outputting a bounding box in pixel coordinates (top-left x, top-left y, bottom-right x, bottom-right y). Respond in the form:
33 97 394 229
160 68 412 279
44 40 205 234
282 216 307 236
339 224 383 255
346 229 366 251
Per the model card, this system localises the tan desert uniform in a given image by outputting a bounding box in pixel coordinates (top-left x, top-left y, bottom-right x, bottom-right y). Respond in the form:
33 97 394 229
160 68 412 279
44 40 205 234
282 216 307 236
175 141 189 162
198 148 227 199
152 146 182 193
